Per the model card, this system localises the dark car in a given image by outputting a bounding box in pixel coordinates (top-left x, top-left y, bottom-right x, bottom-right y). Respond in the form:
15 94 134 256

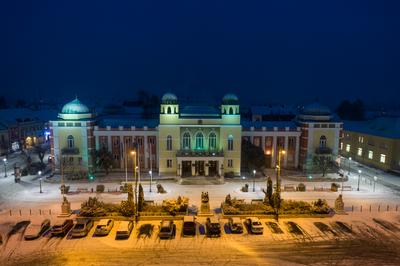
228 217 243 234
71 219 93 238
51 219 74 237
206 217 221 237
159 220 175 239
24 219 51 240
182 216 196 236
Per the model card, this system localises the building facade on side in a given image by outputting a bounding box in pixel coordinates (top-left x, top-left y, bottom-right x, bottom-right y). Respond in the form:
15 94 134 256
340 117 400 173
50 93 342 177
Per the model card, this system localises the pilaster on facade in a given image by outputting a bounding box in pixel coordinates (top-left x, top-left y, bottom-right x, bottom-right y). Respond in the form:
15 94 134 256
295 136 300 168
272 136 277 167
284 136 288 167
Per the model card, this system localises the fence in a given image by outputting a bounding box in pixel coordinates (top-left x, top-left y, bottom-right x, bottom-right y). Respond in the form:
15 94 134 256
344 204 399 213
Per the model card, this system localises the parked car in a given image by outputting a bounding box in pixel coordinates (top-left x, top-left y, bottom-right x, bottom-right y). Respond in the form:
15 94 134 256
51 219 74 237
71 219 93 238
158 220 175 239
228 217 243 234
116 221 133 239
246 217 264 234
24 219 51 240
94 219 114 236
182 216 196 236
206 217 221 237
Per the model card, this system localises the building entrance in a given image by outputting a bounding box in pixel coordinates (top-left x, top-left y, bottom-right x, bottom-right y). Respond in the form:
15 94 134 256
182 161 192 177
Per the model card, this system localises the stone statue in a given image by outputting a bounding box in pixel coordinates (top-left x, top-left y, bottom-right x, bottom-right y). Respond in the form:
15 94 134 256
200 191 210 214
201 191 209 203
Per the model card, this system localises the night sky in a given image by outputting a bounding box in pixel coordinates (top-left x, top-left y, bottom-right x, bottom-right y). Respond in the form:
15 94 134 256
1 1 399 107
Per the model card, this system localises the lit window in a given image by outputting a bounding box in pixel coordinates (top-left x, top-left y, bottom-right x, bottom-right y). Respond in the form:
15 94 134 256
182 132 191 149
358 136 364 143
380 154 386 163
368 150 373 159
166 159 172 168
228 159 233 168
340 142 343 150
166 135 172 151
195 132 204 149
346 144 350 152
209 132 216 150
228 135 234 151
357 148 362 156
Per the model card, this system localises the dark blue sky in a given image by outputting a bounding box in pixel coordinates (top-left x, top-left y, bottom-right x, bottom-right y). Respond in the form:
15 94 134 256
1 1 399 107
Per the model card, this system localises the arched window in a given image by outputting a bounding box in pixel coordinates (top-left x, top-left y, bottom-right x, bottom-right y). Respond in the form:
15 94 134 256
209 132 216 150
67 135 74 148
182 132 191 149
166 135 172 150
229 107 233 115
167 106 172 114
195 132 204 149
227 135 234 151
319 135 327 148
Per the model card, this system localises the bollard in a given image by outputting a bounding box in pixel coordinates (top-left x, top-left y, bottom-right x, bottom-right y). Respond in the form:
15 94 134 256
39 209 42 215
49 209 51 215
360 205 362 212
369 205 371 212
396 205 398 212
387 205 389 212
378 205 380 212
30 209 32 215
19 209 21 216
352 205 354 212
9 209 11 216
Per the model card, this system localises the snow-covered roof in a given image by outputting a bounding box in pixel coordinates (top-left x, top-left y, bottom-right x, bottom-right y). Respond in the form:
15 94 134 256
0 108 56 126
251 105 296 115
161 93 178 104
241 120 298 129
222 93 239 104
344 117 400 139
97 115 158 128
61 98 90 114
301 102 331 116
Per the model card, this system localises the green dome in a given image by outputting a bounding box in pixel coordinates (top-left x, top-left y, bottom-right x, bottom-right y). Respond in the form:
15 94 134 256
61 98 90 114
161 93 178 104
222 93 239 104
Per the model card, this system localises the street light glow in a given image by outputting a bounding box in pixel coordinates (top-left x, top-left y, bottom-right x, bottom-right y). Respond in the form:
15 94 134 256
281 150 286 155
358 169 362 174
253 169 256 174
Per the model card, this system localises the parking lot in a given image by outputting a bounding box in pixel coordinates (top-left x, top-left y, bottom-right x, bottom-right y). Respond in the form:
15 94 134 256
2 212 400 265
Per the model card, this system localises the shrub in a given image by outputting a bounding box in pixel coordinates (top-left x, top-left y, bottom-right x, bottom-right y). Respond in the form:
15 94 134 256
60 184 70 194
224 171 235 178
21 167 29 176
312 199 330 214
96 184 105 193
331 183 339 192
119 200 135 217
297 183 306 192
281 200 312 214
80 197 107 217
161 196 189 215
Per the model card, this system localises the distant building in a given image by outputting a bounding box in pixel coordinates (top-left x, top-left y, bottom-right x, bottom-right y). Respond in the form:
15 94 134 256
50 94 342 177
341 117 400 173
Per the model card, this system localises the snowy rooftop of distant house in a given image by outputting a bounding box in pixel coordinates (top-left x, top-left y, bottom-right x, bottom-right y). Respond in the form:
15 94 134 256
0 108 57 126
344 117 400 139
97 115 158 128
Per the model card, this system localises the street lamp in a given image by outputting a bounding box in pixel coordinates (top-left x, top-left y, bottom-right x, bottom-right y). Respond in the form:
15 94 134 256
38 171 42 193
357 169 361 191
373 176 377 192
130 150 138 221
252 169 256 192
149 170 153 193
348 157 352 175
3 158 7 177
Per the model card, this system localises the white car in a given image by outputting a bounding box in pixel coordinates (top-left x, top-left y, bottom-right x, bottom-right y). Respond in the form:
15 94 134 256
94 219 114 236
116 221 133 239
246 217 263 234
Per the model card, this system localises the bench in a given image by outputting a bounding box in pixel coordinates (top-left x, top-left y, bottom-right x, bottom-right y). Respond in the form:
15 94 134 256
77 187 88 193
283 185 296 192
342 186 352 191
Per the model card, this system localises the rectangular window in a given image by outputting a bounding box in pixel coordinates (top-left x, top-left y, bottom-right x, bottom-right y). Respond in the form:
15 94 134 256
380 154 386 163
228 138 234 151
78 157 82 165
358 136 364 143
357 148 362 156
228 159 233 168
340 142 343 150
66 122 73 127
368 150 373 159
58 122 65 127
166 159 172 168
346 144 351 152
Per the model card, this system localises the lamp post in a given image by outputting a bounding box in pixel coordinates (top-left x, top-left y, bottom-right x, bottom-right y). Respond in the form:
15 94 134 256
130 150 138 221
357 169 361 191
252 169 256 192
276 149 286 192
3 158 7 177
373 176 377 192
38 171 42 193
348 157 352 175
149 170 153 193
